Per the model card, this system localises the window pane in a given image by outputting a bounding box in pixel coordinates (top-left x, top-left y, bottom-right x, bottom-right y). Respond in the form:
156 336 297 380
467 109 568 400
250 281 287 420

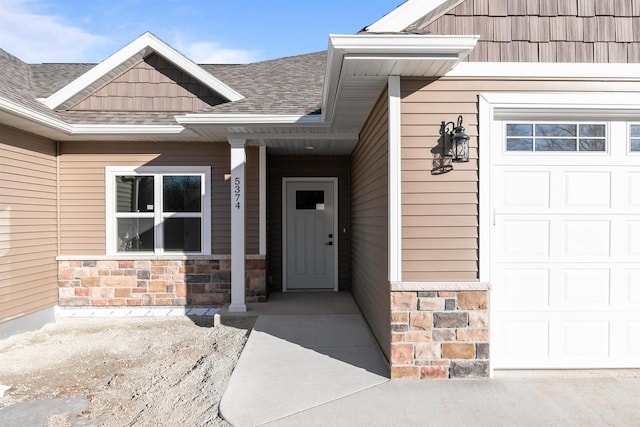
116 176 154 213
579 124 605 138
631 139 640 152
506 124 533 137
579 139 606 151
117 218 154 251
631 125 640 138
535 138 577 151
164 218 201 251
506 138 533 151
163 176 202 213
535 124 576 137
296 190 325 210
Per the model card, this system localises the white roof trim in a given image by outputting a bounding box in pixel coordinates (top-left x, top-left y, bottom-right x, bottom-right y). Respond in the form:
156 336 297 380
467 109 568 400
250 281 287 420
323 34 478 123
175 114 325 126
0 97 186 136
365 0 456 33
41 32 244 110
448 62 640 79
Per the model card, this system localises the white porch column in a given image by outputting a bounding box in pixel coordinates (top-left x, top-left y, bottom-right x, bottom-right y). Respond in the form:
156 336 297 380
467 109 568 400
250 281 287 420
229 137 247 312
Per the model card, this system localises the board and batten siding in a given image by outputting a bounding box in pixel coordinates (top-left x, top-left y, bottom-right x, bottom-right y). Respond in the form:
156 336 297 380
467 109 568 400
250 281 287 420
0 124 58 323
58 141 259 255
351 88 390 360
400 76 640 282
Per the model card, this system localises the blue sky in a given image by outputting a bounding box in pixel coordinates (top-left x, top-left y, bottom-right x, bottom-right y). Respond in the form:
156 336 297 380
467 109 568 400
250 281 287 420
0 0 400 64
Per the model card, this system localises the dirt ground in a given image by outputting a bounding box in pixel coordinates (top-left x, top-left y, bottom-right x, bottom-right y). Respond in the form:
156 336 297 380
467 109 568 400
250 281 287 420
0 316 254 426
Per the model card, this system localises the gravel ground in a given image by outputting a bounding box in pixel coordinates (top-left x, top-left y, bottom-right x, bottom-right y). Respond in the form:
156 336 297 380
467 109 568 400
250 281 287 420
0 316 254 426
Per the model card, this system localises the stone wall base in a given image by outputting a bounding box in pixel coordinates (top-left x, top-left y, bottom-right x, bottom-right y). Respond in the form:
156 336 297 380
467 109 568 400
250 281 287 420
58 257 266 307
390 289 489 379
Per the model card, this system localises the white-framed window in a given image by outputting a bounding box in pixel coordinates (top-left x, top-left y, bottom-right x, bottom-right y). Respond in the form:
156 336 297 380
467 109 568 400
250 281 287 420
505 122 607 152
105 166 211 255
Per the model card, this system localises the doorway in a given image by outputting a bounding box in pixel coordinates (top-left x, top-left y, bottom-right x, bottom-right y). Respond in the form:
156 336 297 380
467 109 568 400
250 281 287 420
283 178 338 291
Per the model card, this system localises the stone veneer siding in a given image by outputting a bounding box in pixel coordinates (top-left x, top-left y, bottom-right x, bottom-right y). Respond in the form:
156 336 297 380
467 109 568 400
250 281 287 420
58 257 266 307
390 289 489 379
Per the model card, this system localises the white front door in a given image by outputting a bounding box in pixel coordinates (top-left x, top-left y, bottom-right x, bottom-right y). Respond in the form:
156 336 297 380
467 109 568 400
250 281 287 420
283 179 337 290
491 120 640 369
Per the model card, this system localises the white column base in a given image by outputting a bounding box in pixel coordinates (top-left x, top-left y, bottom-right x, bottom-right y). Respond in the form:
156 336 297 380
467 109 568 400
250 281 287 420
228 303 247 313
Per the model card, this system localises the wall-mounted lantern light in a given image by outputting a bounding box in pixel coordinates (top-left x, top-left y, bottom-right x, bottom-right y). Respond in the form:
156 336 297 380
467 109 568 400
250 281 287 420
444 115 470 163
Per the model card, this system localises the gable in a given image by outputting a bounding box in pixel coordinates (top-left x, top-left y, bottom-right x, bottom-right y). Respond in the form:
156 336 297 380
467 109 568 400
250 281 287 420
69 53 227 112
41 32 243 111
414 0 640 63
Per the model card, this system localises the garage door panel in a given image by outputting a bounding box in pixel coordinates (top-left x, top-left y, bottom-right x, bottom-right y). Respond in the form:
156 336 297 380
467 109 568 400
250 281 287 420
562 220 611 258
563 171 611 209
626 221 640 256
561 269 611 306
555 321 610 360
497 320 550 362
497 268 550 307
625 321 640 357
501 171 550 208
498 219 550 259
625 270 640 305
627 172 640 209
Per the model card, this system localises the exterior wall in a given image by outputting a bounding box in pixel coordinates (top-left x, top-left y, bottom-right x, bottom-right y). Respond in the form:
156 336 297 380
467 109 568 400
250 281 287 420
57 141 260 308
267 155 351 292
390 290 489 379
58 141 260 256
401 76 640 283
401 78 478 282
71 54 226 111
0 124 58 323
415 0 640 63
397 75 640 377
58 256 266 306
351 89 391 360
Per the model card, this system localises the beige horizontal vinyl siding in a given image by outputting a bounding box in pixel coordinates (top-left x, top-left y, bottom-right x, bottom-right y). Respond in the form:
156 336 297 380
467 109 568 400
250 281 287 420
59 141 259 255
400 76 640 282
0 124 58 323
351 88 390 360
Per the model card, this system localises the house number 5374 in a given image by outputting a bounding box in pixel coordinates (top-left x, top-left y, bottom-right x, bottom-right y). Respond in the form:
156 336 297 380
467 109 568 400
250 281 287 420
234 177 241 210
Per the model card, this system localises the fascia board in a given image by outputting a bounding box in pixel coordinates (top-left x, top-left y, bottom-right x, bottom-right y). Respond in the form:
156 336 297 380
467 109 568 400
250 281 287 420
365 0 451 33
1 97 187 136
41 32 243 110
71 124 187 135
449 62 640 79
0 97 73 134
329 34 479 54
175 114 326 126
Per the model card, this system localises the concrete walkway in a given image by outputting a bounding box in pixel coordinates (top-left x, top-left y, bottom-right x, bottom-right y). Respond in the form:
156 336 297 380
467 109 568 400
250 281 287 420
220 293 640 427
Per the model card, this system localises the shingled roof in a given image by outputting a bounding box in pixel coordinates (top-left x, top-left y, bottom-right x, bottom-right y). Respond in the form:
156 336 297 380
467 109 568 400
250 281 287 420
0 48 326 126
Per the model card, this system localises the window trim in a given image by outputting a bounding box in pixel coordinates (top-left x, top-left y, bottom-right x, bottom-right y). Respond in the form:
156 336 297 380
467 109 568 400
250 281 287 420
105 166 211 255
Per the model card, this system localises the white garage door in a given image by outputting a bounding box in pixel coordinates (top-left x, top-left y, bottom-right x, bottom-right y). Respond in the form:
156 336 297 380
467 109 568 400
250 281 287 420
491 121 640 369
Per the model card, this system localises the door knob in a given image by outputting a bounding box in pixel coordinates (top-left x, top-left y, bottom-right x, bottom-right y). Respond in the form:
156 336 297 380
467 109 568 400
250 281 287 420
326 241 333 246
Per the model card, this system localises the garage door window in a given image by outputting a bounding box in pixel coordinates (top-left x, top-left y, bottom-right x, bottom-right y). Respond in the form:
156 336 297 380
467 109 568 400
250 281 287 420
630 124 640 152
506 123 606 152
